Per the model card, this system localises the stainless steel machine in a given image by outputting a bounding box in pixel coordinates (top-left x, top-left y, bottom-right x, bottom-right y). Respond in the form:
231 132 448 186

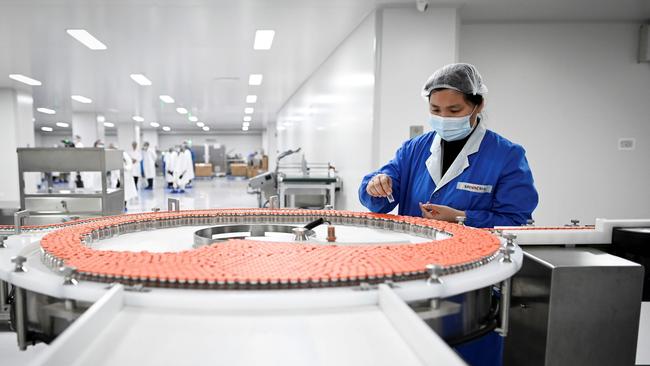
17 148 125 224
249 148 341 209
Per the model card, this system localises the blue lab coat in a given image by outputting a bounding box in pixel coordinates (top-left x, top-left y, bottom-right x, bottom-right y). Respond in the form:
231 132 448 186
358 123 538 228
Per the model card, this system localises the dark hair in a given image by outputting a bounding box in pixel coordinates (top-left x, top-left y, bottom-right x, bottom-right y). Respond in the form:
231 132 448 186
430 88 484 107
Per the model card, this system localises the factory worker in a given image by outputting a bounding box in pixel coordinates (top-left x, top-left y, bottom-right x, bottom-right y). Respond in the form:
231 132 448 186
128 141 142 188
359 63 538 228
121 150 138 206
181 142 195 187
162 148 176 188
142 141 157 190
172 145 191 193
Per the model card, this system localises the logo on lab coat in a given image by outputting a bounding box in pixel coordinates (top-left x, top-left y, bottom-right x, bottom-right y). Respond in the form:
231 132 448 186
456 182 492 194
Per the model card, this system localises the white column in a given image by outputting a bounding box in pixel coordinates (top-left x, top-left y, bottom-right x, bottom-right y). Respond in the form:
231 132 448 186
0 88 35 207
264 121 278 170
374 7 460 165
117 122 139 151
72 112 99 147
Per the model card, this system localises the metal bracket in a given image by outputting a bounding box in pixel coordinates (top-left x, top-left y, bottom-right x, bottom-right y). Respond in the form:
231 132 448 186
105 283 151 293
496 277 512 337
426 264 443 285
60 266 78 286
11 256 27 272
353 280 399 291
167 198 180 212
14 210 29 235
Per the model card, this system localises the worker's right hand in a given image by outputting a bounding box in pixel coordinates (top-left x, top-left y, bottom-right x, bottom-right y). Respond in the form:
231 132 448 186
366 174 393 198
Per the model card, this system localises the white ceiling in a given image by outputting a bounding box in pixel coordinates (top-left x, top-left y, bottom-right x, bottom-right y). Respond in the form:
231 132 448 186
1 0 648 134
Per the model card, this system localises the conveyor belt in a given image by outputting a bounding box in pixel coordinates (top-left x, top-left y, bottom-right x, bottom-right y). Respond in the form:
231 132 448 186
35 209 500 289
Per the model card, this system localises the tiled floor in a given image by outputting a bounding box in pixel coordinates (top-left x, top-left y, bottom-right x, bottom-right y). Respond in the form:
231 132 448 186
126 176 259 213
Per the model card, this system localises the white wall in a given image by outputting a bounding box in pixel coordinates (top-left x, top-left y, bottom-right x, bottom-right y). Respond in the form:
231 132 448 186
276 13 376 210
376 7 459 165
461 22 650 225
158 133 263 157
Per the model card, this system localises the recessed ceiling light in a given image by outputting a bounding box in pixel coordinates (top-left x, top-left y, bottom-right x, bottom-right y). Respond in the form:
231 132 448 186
132 116 144 122
55 122 69 128
188 116 198 122
246 95 258 104
162 126 171 132
103 122 115 128
244 107 254 114
242 122 250 127
41 126 53 132
253 30 275 50
176 107 188 114
66 29 107 50
150 122 160 128
242 126 249 131
71 95 92 104
159 95 174 103
196 122 205 127
129 74 152 86
202 126 210 131
9 74 42 86
248 74 263 86
97 115 106 123
243 116 252 122
37 107 55 115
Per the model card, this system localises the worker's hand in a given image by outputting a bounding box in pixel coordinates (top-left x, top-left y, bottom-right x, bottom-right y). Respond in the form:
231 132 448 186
366 174 393 198
419 203 465 223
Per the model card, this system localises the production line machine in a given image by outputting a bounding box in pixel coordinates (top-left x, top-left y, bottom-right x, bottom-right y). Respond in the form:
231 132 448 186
0 205 646 366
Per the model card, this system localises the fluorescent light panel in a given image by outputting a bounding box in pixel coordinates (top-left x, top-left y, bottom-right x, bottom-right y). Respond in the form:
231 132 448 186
37 107 55 115
9 74 41 86
150 122 160 128
41 126 53 132
188 116 198 122
246 95 258 103
253 30 275 50
176 107 188 114
162 126 171 132
56 122 69 128
159 95 174 103
248 74 263 86
242 122 250 128
244 107 254 114
66 29 107 50
242 126 249 131
130 74 152 86
202 126 210 131
103 122 115 128
71 95 92 104
243 116 252 122
132 116 144 122
196 122 205 127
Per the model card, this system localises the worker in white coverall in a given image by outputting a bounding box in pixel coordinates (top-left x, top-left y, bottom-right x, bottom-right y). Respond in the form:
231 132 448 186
172 145 191 193
128 141 142 189
163 148 176 189
142 141 157 190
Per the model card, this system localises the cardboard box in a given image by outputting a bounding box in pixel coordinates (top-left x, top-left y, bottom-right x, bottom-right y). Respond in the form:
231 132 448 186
194 163 213 177
230 163 248 177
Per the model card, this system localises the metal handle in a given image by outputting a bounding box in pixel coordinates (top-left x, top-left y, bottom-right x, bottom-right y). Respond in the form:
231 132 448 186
14 210 29 235
167 198 180 212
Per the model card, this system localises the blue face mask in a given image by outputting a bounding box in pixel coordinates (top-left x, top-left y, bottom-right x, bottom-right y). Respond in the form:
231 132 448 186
428 107 476 141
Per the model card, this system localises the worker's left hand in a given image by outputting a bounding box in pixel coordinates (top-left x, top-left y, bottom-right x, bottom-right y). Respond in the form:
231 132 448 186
419 203 465 223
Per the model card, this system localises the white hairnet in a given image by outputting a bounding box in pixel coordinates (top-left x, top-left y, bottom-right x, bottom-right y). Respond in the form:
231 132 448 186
421 63 488 100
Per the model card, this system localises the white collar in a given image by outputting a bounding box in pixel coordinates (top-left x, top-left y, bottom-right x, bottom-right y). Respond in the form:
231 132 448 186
425 122 487 193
